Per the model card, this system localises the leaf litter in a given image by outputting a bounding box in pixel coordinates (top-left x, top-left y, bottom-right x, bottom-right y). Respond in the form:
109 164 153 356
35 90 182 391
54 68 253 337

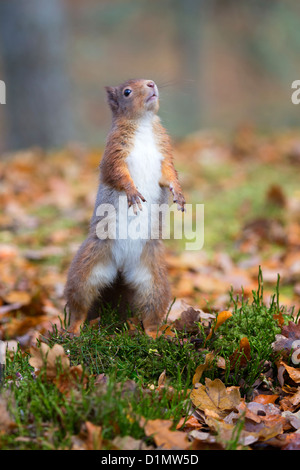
0 130 300 449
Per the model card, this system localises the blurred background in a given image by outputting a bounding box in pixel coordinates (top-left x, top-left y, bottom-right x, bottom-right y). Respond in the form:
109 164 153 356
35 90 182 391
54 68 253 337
0 0 300 150
0 0 300 343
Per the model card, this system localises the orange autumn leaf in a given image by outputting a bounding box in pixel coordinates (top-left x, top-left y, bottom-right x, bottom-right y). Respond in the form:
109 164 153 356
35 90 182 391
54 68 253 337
55 365 88 395
192 352 215 385
145 324 176 339
206 310 232 341
281 362 300 384
85 422 103 450
71 422 102 450
229 337 251 369
176 415 202 431
3 291 31 306
4 316 49 337
143 419 190 450
253 394 279 405
273 311 284 327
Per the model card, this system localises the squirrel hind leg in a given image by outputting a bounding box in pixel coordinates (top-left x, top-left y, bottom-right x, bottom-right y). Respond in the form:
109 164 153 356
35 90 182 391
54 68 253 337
87 273 135 322
64 238 117 334
123 242 171 330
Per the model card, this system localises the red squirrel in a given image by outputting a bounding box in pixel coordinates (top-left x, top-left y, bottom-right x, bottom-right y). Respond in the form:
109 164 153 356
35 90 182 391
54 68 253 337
64 79 185 333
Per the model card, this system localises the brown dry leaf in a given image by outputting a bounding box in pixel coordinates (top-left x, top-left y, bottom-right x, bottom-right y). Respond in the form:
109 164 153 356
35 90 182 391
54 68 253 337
29 343 70 380
220 400 285 444
125 317 140 332
85 421 102 450
173 307 200 333
190 433 224 450
273 311 284 328
176 415 202 431
148 371 181 401
206 413 282 446
4 315 50 338
229 337 251 369
243 401 285 427
158 370 166 387
288 388 300 407
272 321 300 359
143 419 190 450
282 433 300 450
206 310 232 341
280 361 300 384
112 435 152 450
167 299 215 324
55 365 88 395
266 184 286 207
3 291 32 306
190 378 241 418
71 421 102 450
0 396 16 433
204 416 256 447
192 352 215 385
145 324 175 339
282 410 300 430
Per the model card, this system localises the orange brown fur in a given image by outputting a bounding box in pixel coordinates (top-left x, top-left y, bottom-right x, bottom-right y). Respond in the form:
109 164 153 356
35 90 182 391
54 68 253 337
64 79 185 334
135 240 171 328
100 120 146 211
153 117 185 209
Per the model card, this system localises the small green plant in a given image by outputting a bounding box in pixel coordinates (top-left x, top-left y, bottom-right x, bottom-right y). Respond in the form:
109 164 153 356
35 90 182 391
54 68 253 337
1 268 295 449
204 267 291 393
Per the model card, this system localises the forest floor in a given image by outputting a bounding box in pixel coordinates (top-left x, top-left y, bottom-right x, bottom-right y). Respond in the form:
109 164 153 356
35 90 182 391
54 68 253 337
0 126 300 450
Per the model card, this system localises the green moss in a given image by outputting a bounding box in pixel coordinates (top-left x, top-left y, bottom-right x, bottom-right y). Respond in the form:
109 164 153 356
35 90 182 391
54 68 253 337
1 269 296 449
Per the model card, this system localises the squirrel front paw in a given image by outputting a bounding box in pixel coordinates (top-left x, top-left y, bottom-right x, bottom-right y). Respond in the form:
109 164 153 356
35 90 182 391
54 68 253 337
127 189 146 214
171 189 186 212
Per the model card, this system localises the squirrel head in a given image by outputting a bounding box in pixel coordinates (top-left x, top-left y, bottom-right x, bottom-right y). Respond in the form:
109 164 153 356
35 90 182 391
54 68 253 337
105 79 159 120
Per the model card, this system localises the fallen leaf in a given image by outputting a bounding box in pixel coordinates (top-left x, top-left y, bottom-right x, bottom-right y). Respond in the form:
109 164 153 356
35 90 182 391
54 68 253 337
112 435 152 450
158 370 166 387
253 394 279 405
143 419 190 450
145 324 175 339
55 365 88 395
0 396 15 432
176 415 202 431
71 421 102 450
280 361 300 384
190 378 241 418
3 291 31 306
85 421 102 450
282 433 300 450
229 337 251 369
272 321 300 359
29 343 70 380
206 311 232 341
282 410 300 430
192 353 215 385
173 307 201 333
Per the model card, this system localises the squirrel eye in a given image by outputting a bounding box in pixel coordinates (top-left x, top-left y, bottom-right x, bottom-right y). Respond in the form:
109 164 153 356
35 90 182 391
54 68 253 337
123 88 132 97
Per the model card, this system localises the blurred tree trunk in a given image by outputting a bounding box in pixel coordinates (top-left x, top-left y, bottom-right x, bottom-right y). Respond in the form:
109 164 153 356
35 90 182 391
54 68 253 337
0 0 73 151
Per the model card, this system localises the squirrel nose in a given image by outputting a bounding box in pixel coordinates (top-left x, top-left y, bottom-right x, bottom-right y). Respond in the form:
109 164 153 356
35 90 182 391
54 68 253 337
147 81 155 88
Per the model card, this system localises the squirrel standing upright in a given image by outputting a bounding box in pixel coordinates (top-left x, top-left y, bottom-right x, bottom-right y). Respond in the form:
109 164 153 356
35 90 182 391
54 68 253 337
64 79 185 333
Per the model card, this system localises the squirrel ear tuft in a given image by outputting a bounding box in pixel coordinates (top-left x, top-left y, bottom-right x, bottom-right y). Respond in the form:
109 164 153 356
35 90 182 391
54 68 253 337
105 86 118 111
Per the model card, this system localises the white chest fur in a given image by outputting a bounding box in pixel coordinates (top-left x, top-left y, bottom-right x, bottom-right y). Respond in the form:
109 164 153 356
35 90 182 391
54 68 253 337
97 117 166 275
126 117 163 203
